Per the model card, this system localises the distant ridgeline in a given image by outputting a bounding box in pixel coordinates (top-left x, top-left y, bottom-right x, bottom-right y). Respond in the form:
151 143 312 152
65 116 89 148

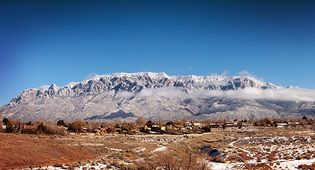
1 72 315 121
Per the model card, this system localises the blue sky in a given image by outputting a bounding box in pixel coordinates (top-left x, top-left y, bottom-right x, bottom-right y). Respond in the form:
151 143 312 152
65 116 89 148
0 0 315 104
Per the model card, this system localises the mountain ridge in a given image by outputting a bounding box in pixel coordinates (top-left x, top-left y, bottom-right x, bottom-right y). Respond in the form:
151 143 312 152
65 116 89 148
1 72 314 122
8 72 277 105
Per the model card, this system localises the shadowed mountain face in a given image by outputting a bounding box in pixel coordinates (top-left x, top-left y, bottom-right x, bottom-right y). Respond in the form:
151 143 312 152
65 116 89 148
1 72 314 121
86 110 136 120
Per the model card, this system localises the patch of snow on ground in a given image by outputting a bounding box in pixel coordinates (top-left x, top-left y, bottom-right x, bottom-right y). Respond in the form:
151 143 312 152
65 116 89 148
133 147 146 153
208 162 238 170
71 143 105 146
152 145 167 153
104 146 122 152
275 159 315 170
27 162 118 170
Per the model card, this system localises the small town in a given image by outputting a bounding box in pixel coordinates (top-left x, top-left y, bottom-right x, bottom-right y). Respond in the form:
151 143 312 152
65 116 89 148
1 115 314 136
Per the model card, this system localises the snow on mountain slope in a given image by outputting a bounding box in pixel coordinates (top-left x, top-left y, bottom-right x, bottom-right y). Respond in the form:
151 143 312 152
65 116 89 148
1 72 314 121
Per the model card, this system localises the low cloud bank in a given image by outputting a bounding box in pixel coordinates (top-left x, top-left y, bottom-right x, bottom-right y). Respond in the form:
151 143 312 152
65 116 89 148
124 87 315 102
205 88 315 102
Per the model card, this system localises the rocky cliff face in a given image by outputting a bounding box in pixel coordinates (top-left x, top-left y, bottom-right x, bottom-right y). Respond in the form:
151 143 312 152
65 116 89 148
1 72 314 121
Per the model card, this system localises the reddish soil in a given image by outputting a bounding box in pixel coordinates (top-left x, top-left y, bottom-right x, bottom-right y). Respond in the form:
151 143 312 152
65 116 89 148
0 133 96 169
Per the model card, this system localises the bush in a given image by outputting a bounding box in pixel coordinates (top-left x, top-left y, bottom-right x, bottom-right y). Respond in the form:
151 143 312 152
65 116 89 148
237 121 243 129
222 122 227 130
202 126 211 132
21 127 37 134
38 123 66 135
136 116 146 126
4 118 21 133
68 120 86 132
57 120 66 126
134 145 209 170
86 122 100 132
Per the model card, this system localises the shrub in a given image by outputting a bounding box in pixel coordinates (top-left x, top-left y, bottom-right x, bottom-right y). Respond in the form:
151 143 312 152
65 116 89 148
222 122 227 130
202 126 211 132
4 118 21 133
237 121 243 129
106 126 116 133
85 122 100 132
134 145 210 170
57 120 66 126
136 116 146 126
68 120 86 132
21 127 37 134
38 123 66 135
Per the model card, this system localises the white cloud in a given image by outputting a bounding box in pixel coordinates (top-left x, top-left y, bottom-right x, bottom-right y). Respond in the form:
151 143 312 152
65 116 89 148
204 87 315 102
107 71 315 102
238 70 254 77
138 87 185 98
221 70 229 76
86 73 98 79
123 87 315 102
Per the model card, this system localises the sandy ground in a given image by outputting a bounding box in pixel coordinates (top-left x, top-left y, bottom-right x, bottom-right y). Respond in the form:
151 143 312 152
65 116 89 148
0 133 96 169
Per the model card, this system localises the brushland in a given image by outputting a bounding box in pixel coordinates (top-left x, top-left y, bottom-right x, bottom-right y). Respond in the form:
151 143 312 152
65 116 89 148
1 116 315 169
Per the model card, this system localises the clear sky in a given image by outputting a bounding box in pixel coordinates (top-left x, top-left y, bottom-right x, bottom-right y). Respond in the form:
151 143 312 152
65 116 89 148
0 0 315 105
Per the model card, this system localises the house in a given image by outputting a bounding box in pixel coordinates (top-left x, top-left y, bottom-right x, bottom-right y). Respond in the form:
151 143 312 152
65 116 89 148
82 127 88 133
21 124 37 130
94 129 101 133
172 124 182 130
241 120 251 127
185 121 192 127
145 120 154 127
127 125 140 134
276 122 289 127
143 120 163 132
151 123 161 132
148 131 159 134
143 125 151 131
186 126 193 130
21 124 38 134
288 121 300 127
94 128 108 136
116 123 139 134
226 122 237 127
115 124 122 133
120 124 133 134
209 123 221 128
166 121 175 128
165 124 173 130
193 122 203 128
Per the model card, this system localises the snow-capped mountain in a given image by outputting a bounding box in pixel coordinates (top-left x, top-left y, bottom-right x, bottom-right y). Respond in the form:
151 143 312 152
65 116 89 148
1 72 314 121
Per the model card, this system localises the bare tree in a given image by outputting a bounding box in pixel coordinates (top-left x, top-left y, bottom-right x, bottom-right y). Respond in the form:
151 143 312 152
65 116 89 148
237 121 243 129
222 121 227 130
135 143 209 170
136 116 146 126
